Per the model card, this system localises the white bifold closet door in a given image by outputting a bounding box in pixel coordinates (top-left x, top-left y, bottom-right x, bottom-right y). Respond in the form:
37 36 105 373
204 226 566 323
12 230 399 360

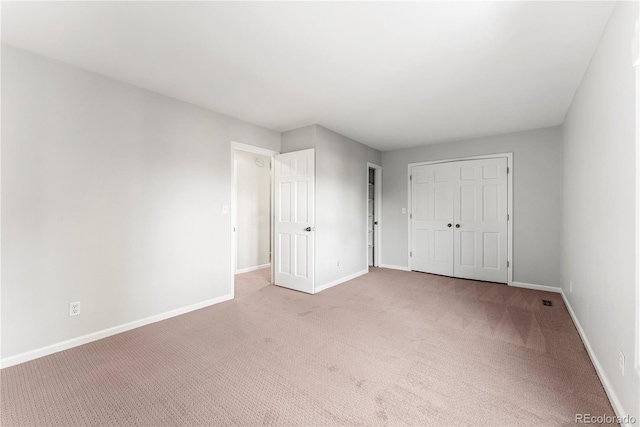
411 158 508 284
411 162 455 276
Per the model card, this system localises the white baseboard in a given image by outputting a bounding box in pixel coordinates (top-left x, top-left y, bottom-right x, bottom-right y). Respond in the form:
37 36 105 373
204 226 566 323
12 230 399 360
511 281 562 293
379 264 411 272
561 290 631 427
314 269 368 293
235 263 270 274
0 293 234 369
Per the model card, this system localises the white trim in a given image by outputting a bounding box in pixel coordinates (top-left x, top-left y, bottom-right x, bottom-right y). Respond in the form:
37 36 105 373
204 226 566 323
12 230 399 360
231 141 279 158
235 263 270 274
511 281 561 293
366 162 383 269
561 290 632 427
635 23 640 376
407 152 514 285
232 154 238 296
230 141 279 297
314 269 368 293
379 264 411 272
0 294 233 369
632 17 639 67
407 167 411 273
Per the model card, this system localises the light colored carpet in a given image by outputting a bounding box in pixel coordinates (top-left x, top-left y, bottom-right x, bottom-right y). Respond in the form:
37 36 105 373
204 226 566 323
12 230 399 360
1 268 615 426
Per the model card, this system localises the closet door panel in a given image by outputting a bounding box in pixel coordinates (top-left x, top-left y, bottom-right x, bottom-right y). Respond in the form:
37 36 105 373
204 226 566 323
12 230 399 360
411 163 454 276
453 158 508 283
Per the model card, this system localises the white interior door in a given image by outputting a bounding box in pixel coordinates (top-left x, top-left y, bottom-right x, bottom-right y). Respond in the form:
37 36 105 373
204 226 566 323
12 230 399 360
411 163 454 276
410 157 508 284
453 158 508 283
273 149 315 294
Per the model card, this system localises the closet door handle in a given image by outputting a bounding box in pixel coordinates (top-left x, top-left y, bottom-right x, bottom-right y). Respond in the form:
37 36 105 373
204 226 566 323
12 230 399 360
455 224 460 228
304 227 312 232
447 223 452 228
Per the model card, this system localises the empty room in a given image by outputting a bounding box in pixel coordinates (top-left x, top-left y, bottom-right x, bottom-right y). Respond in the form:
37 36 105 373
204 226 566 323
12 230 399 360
1 1 639 426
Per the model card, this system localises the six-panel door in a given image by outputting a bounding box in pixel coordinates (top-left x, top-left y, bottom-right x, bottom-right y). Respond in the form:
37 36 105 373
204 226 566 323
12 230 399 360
410 157 508 284
273 149 315 294
411 163 454 276
452 158 508 283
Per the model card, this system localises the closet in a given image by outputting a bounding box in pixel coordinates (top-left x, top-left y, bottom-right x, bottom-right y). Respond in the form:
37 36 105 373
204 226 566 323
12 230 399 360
410 157 508 283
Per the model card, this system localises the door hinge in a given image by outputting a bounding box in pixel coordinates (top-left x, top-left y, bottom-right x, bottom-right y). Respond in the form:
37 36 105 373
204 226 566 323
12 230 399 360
507 167 509 174
507 213 509 221
507 260 510 267
410 213 412 219
410 175 412 181
410 251 412 257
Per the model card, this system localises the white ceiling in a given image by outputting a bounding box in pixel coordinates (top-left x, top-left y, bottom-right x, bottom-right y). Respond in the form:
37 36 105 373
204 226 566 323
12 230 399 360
1 1 615 151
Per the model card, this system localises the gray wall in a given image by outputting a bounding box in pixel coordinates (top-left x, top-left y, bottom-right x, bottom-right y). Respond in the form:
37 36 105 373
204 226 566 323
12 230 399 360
235 151 271 271
282 125 381 289
366 146 382 166
562 1 639 419
281 125 317 153
381 126 563 288
1 45 280 359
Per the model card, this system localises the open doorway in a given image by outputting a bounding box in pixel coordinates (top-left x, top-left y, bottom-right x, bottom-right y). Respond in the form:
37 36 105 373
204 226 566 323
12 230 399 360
367 163 382 268
235 150 271 273
231 142 278 297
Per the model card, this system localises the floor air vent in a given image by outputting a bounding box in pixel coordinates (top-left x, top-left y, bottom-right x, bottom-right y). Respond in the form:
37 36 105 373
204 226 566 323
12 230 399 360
542 300 553 307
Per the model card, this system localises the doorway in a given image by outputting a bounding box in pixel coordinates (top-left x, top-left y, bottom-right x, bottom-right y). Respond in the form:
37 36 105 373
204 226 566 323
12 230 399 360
235 150 271 273
367 163 382 268
230 142 279 296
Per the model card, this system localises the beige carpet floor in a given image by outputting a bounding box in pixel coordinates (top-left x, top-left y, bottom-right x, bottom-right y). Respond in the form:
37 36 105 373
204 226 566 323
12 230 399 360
1 268 615 426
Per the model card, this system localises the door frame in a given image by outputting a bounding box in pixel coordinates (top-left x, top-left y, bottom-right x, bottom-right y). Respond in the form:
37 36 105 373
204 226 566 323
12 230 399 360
407 153 513 285
230 141 279 298
634 43 640 375
367 162 383 269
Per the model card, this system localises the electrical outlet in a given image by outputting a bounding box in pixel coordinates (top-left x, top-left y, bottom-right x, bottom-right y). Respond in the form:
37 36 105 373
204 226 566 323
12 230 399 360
69 301 81 317
619 351 625 376
569 281 573 293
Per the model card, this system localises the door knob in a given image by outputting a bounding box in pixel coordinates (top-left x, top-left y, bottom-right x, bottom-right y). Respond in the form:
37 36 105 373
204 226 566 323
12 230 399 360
455 224 460 228
447 223 452 228
374 221 378 225
304 227 312 232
